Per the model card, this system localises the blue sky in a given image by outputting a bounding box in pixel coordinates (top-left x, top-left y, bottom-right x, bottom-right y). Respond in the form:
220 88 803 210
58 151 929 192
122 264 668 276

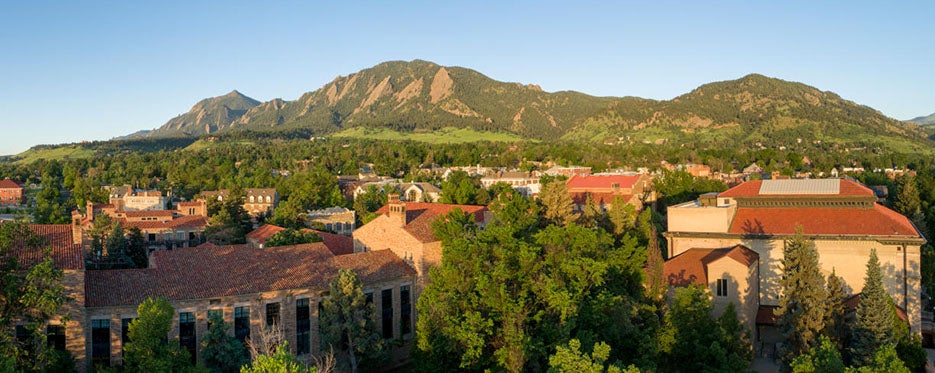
1 1 932 155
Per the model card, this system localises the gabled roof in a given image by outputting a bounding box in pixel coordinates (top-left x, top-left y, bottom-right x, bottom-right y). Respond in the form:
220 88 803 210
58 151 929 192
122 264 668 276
2 224 83 270
246 224 285 243
375 203 488 243
0 179 23 189
85 243 414 307
566 174 644 190
729 204 919 237
663 245 758 287
719 179 875 198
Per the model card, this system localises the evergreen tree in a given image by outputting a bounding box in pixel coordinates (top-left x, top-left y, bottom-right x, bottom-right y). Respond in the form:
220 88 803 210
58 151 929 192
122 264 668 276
125 227 149 268
201 313 248 373
577 193 606 228
849 249 895 367
824 268 848 350
320 269 384 373
606 198 636 238
539 180 578 226
894 175 926 230
775 228 828 366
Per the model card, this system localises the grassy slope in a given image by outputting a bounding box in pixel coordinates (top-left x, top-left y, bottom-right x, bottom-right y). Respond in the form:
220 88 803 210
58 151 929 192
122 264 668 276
331 127 527 143
14 145 95 164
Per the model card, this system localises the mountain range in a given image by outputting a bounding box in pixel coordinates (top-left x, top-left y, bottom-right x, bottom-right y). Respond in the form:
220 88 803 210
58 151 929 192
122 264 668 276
907 112 935 126
133 60 931 148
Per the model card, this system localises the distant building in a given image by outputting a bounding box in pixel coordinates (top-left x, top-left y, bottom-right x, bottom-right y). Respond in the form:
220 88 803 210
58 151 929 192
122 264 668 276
0 178 24 204
106 185 169 211
565 173 653 211
354 181 441 203
202 188 279 218
480 171 541 197
543 165 592 178
307 206 356 236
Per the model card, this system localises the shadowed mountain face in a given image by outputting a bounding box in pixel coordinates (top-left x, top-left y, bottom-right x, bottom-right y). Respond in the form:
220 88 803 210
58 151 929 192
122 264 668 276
142 60 930 148
154 90 261 136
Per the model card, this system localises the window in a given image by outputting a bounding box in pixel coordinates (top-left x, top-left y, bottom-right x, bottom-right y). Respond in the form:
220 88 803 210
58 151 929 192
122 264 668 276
92 319 111 366
177 232 185 241
400 285 412 336
296 299 310 355
179 312 196 363
234 307 250 343
266 302 281 327
325 223 333 232
344 222 352 232
381 289 393 339
365 292 373 305
148 233 156 241
250 196 255 203
207 309 223 328
266 196 271 203
47 325 65 351
121 318 135 347
716 279 728 297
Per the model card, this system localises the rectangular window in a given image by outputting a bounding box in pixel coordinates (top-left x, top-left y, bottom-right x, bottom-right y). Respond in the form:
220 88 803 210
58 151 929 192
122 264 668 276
47 325 66 351
400 285 412 336
716 279 728 297
296 299 311 355
179 312 196 364
266 302 281 327
234 307 250 343
91 319 111 366
207 309 223 328
121 318 135 347
148 233 156 241
365 292 373 305
381 289 393 339
177 232 185 241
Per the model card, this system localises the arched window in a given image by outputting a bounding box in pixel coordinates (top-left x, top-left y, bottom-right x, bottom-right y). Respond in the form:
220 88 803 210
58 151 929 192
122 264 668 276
249 196 255 203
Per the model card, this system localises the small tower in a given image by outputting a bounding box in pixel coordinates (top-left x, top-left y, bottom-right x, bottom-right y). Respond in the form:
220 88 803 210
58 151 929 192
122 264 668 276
387 193 406 226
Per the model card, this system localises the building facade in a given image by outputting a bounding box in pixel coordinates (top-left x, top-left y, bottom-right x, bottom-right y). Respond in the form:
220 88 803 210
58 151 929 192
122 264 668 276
663 179 926 351
0 178 24 204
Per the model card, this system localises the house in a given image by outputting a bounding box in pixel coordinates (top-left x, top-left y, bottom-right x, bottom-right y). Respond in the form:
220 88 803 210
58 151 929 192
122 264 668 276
106 185 169 211
565 173 653 211
307 206 356 236
543 165 592 178
352 195 491 295
354 181 441 203
202 188 280 218
663 178 926 349
0 178 24 204
480 171 541 197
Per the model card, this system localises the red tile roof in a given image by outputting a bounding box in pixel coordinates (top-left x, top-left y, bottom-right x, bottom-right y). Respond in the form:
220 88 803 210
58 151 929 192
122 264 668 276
123 210 174 218
177 201 202 207
663 245 758 287
245 224 285 243
566 174 643 190
85 243 414 307
728 205 919 236
2 224 83 270
719 179 875 198
0 179 23 189
247 225 354 256
120 215 208 231
375 203 488 243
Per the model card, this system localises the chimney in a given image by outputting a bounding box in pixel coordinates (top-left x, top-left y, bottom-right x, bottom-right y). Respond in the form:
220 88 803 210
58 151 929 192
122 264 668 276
71 212 84 247
387 193 406 226
85 200 95 221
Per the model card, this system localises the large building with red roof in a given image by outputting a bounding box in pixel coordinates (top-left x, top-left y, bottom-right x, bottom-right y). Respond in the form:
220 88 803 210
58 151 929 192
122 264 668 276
663 178 926 348
5 221 416 371
352 195 491 293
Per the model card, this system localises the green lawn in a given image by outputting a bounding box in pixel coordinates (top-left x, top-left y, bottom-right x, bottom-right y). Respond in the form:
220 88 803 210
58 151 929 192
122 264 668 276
14 145 95 164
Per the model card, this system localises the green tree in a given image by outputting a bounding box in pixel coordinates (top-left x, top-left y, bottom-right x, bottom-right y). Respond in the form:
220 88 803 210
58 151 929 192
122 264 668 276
205 191 253 245
202 313 248 373
894 175 925 229
605 199 637 239
790 335 845 373
124 297 193 372
320 269 384 373
539 180 578 226
439 170 480 205
264 228 322 247
125 227 149 269
846 344 909 373
824 269 848 350
0 222 71 372
240 342 312 373
775 228 828 366
548 339 639 373
33 175 68 224
352 184 387 225
657 285 752 372
848 249 895 367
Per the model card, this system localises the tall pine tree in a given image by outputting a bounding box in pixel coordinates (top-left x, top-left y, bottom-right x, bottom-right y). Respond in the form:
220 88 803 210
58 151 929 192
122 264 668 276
849 248 895 367
775 228 828 366
823 268 848 351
